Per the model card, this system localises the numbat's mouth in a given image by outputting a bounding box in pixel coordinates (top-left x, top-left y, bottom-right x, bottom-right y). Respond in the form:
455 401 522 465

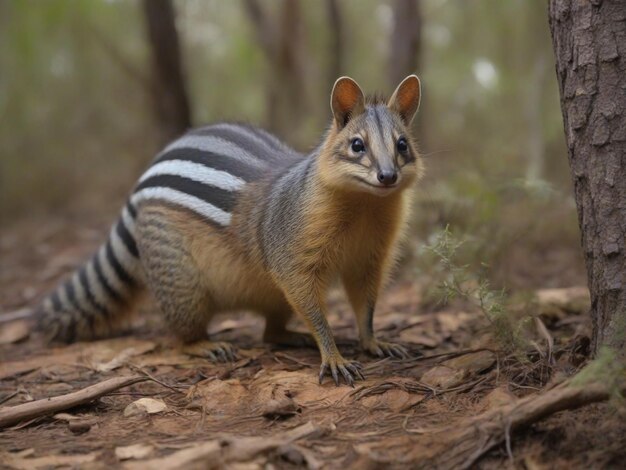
352 176 399 192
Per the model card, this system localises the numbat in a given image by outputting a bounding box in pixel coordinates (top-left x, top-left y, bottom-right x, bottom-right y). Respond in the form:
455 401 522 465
37 75 423 386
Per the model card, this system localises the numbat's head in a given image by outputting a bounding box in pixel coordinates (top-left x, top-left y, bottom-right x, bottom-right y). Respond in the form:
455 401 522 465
319 75 423 196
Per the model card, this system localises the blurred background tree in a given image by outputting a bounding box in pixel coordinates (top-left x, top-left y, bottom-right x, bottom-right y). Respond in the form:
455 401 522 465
142 0 191 143
0 0 585 291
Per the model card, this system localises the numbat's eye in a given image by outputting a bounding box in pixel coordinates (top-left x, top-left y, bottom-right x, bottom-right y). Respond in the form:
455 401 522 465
397 137 408 153
351 138 365 153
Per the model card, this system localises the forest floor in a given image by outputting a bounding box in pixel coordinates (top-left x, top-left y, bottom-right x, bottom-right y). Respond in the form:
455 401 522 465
1 214 625 469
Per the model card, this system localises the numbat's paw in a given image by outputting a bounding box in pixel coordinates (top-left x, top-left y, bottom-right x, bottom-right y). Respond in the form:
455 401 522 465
319 354 365 387
363 339 410 359
183 341 238 362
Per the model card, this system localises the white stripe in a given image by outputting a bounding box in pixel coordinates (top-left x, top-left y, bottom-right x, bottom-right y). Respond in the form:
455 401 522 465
160 135 265 168
131 187 231 226
71 272 92 312
58 283 71 310
43 297 53 312
121 206 136 234
98 246 129 295
109 228 138 277
138 160 246 192
86 260 111 309
209 123 281 155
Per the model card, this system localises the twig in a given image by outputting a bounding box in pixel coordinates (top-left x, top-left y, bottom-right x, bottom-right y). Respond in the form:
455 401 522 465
274 352 316 367
0 308 35 323
0 375 147 428
124 421 323 470
407 379 626 468
0 390 19 406
129 365 187 394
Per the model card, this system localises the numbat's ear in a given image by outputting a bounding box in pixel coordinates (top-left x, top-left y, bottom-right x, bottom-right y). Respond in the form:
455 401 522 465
388 74 421 125
331 76 365 128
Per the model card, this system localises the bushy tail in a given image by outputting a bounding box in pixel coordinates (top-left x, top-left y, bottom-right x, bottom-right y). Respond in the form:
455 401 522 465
37 203 144 342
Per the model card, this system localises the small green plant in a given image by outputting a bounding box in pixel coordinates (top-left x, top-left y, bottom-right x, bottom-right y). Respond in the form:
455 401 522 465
571 347 625 400
420 226 530 355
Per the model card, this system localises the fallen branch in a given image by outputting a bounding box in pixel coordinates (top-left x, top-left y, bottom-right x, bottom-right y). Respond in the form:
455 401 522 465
124 421 323 469
410 379 625 469
0 375 147 428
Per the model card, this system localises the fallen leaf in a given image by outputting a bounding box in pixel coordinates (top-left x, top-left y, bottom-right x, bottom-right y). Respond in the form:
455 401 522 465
116 444 154 460
261 396 300 419
124 398 168 417
124 442 220 470
443 350 495 374
420 366 465 389
0 320 30 344
361 388 425 411
399 330 440 348
187 379 250 415
421 351 495 389
69 419 95 434
482 386 516 408
93 342 157 372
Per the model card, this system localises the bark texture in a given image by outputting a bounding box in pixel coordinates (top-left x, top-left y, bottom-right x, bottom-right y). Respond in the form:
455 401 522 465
142 0 191 142
549 0 626 355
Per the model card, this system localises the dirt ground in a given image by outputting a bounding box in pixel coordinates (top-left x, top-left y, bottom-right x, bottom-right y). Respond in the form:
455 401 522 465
1 214 625 469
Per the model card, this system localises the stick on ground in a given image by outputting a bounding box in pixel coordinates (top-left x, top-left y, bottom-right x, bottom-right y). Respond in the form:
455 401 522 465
0 375 148 428
411 379 625 469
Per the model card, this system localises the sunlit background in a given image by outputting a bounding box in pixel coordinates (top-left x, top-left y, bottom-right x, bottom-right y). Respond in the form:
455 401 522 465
0 0 584 293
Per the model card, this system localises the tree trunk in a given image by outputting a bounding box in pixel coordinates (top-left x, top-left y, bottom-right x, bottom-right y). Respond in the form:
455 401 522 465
142 0 191 142
326 0 344 86
243 0 309 143
389 0 422 87
548 0 626 356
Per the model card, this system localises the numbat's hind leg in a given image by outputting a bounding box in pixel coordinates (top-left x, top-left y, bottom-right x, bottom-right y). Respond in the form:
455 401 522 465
135 204 237 361
182 341 238 362
262 307 316 347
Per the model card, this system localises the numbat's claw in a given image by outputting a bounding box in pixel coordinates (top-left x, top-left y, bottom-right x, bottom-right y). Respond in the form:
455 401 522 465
183 341 238 362
319 356 364 387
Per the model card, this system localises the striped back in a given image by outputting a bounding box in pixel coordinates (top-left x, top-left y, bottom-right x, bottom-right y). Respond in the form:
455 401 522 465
131 123 301 227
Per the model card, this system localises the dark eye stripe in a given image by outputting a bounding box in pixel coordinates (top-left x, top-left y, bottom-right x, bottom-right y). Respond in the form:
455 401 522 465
337 152 365 164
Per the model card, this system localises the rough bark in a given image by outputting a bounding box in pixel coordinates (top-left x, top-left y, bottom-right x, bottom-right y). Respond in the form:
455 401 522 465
142 0 191 142
389 0 422 87
549 0 626 356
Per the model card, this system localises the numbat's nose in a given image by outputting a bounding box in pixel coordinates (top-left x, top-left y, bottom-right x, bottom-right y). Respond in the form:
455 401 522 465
377 170 398 186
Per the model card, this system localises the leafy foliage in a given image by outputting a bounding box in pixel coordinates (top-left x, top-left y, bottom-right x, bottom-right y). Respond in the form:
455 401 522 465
419 226 531 355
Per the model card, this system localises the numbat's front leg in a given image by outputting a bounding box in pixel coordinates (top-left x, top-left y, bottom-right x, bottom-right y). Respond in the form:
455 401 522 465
281 275 365 386
343 268 410 360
